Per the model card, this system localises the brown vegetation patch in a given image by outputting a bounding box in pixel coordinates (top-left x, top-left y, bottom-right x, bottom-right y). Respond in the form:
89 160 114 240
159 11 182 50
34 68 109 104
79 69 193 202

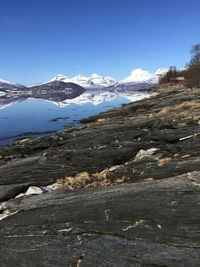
158 157 172 166
176 101 200 110
156 107 172 116
192 114 200 121
97 118 106 123
55 166 123 190
156 102 200 117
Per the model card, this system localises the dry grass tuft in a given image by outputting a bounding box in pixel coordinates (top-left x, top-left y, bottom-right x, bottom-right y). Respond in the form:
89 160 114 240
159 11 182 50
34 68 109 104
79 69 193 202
156 107 172 116
14 138 30 144
97 118 106 123
192 114 200 121
55 166 122 190
176 101 200 110
158 157 172 166
56 172 91 190
156 101 200 117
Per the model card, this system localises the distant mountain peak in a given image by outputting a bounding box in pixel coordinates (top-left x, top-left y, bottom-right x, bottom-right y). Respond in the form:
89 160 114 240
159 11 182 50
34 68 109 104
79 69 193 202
0 67 169 93
154 68 169 76
122 68 153 83
0 78 11 84
121 68 169 84
49 68 169 90
50 73 118 89
91 73 101 78
50 74 69 82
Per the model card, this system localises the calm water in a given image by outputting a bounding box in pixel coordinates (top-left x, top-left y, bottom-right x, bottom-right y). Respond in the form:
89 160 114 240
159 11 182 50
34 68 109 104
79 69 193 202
0 91 149 146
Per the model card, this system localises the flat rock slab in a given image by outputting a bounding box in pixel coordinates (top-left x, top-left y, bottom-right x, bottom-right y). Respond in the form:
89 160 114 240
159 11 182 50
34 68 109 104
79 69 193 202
0 172 200 266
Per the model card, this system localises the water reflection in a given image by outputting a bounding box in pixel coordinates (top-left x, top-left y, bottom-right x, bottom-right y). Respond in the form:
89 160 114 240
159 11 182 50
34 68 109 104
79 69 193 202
0 90 149 146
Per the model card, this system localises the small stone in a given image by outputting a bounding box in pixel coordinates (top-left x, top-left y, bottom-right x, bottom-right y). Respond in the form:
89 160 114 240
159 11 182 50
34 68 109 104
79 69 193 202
134 148 159 162
15 186 44 198
144 178 154 181
181 154 190 158
25 186 43 196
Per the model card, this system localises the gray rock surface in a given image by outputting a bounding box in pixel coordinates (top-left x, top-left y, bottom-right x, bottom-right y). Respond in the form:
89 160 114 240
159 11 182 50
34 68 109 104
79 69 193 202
0 86 200 266
0 173 200 266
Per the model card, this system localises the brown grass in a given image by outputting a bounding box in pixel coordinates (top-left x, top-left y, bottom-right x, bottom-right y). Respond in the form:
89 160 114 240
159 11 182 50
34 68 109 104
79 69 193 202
158 157 172 166
156 107 172 116
55 166 122 190
56 172 92 190
192 114 200 121
156 101 200 117
176 101 200 110
97 118 106 123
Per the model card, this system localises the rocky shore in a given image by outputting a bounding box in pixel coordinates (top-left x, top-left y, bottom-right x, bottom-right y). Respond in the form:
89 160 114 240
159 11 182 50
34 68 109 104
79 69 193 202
0 85 200 266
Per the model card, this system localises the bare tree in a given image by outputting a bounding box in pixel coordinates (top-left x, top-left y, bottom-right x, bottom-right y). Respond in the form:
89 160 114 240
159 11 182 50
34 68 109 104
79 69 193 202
189 43 200 66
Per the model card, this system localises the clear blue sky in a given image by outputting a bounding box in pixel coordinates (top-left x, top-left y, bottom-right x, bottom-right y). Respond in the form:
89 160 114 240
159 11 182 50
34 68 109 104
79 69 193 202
0 0 199 84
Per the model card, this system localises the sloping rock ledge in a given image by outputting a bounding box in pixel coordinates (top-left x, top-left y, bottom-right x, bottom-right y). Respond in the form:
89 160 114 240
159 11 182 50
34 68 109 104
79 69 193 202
0 86 200 266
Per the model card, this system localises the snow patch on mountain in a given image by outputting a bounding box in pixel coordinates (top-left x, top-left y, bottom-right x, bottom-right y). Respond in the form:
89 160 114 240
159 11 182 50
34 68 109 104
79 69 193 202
0 79 11 84
121 68 169 84
154 68 169 76
50 68 168 90
50 73 118 89
1 67 169 92
122 69 153 83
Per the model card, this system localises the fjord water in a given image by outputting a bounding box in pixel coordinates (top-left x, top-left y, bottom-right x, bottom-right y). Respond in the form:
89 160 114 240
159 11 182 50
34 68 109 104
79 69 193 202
0 91 149 146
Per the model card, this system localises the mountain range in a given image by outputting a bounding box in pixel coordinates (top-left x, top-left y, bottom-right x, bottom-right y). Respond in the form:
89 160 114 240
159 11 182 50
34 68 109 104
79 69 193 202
0 68 168 93
49 68 168 89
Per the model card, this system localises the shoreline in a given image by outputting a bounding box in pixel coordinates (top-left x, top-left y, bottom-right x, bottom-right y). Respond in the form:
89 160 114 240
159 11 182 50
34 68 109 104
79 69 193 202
1 85 199 193
0 85 200 266
0 89 151 148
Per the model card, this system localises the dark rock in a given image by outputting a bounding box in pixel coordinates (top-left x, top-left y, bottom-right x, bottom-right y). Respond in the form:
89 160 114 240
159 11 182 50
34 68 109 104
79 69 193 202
0 183 30 202
0 173 199 266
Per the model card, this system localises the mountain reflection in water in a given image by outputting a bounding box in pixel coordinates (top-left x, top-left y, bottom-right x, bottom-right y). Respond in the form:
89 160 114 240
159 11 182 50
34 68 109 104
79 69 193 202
0 90 150 146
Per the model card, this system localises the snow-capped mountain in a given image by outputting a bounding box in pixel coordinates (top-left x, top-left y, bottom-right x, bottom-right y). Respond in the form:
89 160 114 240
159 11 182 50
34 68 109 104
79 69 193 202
0 79 12 89
50 68 168 90
121 69 154 83
50 74 118 89
120 68 169 84
0 67 169 95
0 79 26 93
0 78 11 84
154 68 169 77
